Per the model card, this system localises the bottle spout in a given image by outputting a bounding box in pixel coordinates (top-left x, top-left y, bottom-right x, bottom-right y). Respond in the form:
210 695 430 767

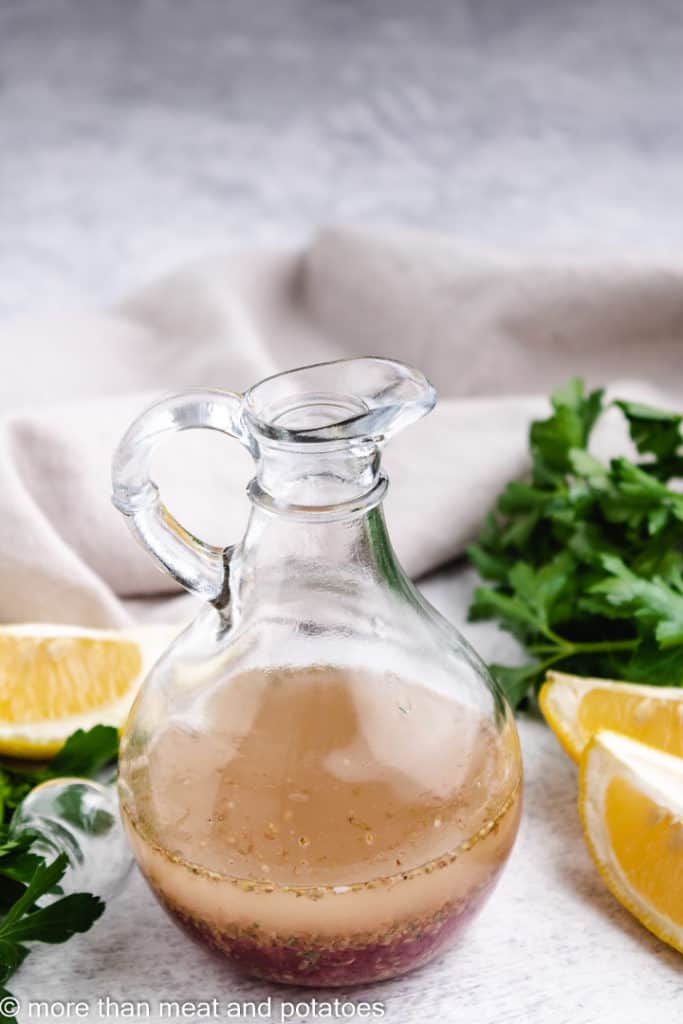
242 357 436 447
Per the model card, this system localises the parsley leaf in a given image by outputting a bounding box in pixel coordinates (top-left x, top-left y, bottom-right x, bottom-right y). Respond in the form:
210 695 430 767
616 399 682 460
49 725 119 779
0 726 118 1013
468 381 683 708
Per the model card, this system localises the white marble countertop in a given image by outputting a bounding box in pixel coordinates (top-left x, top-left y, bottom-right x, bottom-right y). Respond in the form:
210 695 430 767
4 1 683 1020
11 569 683 1023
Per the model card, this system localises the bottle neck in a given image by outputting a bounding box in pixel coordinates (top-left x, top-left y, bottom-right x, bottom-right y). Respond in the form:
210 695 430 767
249 438 384 515
220 439 410 622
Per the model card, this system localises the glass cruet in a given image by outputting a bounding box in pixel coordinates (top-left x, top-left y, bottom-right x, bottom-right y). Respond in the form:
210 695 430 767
111 357 522 987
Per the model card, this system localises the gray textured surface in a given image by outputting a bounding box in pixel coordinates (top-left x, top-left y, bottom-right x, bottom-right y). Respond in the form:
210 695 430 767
3 0 683 318
4 1 683 1020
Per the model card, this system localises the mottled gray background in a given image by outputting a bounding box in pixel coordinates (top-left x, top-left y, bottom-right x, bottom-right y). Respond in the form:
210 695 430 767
2 0 683 318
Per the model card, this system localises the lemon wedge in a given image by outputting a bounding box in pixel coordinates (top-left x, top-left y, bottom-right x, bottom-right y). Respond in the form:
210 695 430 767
0 623 176 758
539 670 683 762
580 730 683 954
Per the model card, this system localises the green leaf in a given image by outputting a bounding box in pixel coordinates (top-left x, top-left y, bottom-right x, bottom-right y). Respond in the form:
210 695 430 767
0 772 32 825
0 849 44 887
49 725 118 779
0 892 104 945
469 553 576 646
530 380 603 478
468 586 543 636
590 556 683 649
496 481 552 516
467 377 683 715
490 663 541 710
0 854 68 933
553 378 604 437
565 521 615 564
477 511 503 550
508 553 576 629
466 544 509 583
0 948 27 986
531 406 585 474
0 983 23 1023
0 849 104 994
647 506 669 536
630 532 683 580
615 399 682 460
568 448 610 488
0 831 35 862
0 726 120 836
622 640 683 686
612 458 675 501
596 458 683 532
500 511 541 550
0 725 117 992
0 881 26 915
640 455 683 482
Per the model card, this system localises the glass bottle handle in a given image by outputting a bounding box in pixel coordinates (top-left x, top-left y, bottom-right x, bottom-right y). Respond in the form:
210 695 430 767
111 389 247 604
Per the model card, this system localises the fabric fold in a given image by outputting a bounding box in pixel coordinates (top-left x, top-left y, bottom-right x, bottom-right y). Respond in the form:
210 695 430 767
1 225 681 625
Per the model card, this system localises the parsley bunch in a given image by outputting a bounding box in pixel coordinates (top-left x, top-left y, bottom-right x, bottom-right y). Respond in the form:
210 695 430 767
467 379 683 710
0 726 118 1023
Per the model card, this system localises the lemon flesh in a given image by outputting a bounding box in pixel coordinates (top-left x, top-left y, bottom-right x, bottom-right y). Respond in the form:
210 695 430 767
580 730 683 953
0 624 173 758
540 671 683 762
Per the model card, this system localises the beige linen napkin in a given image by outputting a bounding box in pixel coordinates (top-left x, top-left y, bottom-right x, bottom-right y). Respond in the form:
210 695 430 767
1 226 682 626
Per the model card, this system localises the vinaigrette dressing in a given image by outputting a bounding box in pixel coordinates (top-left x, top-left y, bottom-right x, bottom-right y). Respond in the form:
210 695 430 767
120 667 521 985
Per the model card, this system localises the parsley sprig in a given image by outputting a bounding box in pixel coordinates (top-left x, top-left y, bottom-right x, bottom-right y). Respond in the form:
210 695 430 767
467 379 683 709
0 726 117 1022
